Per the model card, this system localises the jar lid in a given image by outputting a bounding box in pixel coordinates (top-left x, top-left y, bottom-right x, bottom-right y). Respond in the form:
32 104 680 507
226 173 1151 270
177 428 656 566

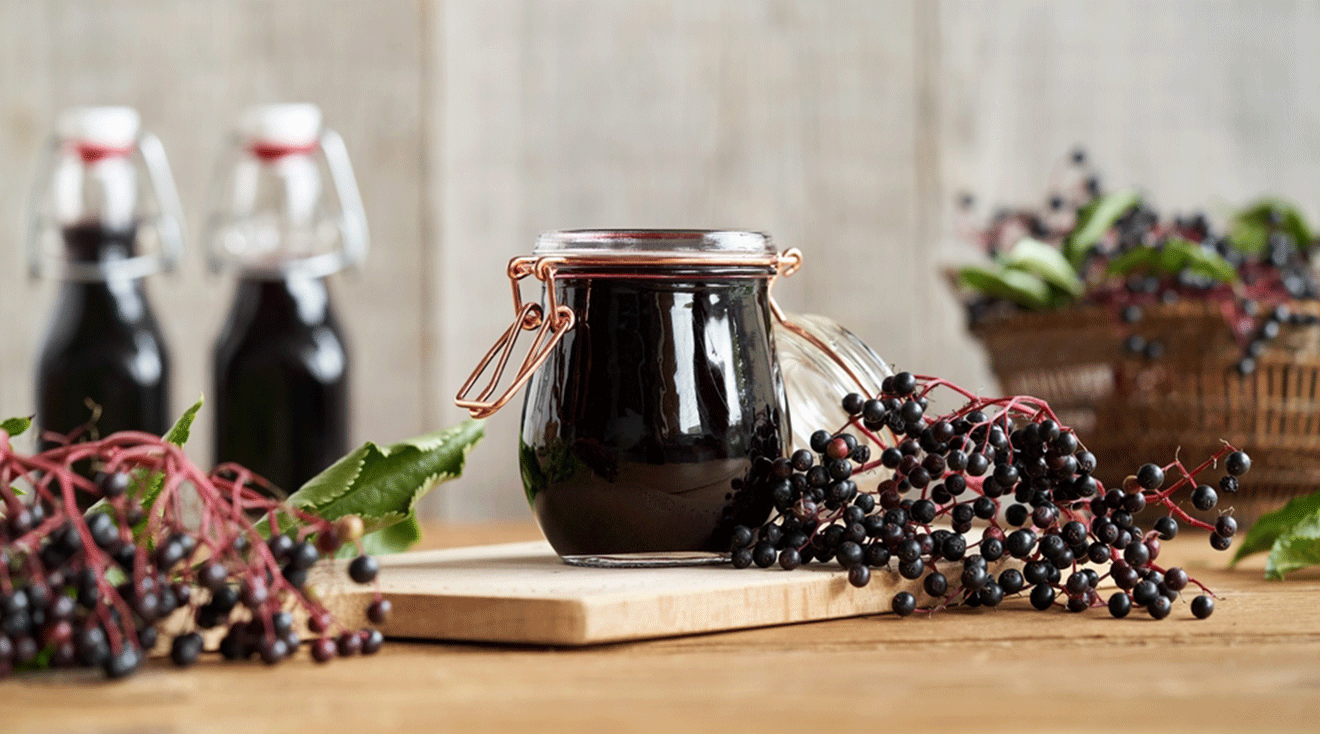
776 313 894 453
533 230 776 261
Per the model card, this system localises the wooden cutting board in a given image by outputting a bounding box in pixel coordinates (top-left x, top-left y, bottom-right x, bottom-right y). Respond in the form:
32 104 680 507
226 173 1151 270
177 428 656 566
322 540 981 646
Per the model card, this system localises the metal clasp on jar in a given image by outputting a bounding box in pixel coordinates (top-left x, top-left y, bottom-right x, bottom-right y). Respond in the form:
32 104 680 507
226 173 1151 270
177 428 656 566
455 256 576 418
455 246 875 419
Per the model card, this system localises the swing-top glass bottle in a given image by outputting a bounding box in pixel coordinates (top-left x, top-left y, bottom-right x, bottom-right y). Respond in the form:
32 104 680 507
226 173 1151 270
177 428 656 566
26 106 184 450
205 103 368 495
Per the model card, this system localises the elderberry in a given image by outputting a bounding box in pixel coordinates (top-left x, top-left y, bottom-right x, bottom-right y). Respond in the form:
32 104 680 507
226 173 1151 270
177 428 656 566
1108 592 1132 618
361 629 385 655
848 565 872 588
1226 451 1252 476
349 555 380 584
721 372 1248 626
1215 515 1238 538
891 592 917 617
0 428 390 683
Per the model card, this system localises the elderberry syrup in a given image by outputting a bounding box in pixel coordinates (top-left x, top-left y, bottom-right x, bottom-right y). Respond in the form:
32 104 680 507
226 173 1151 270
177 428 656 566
27 107 183 450
516 231 790 561
37 224 171 447
212 274 349 493
205 104 368 495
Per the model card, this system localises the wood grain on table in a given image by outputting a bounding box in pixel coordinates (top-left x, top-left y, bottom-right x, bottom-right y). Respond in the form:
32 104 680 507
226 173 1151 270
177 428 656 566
3 522 1319 734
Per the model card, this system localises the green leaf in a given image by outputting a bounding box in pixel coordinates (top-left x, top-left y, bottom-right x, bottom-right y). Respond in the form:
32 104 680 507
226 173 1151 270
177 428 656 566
2 416 32 438
1178 242 1240 283
1230 198 1313 255
958 265 1052 310
1231 489 1320 566
1106 245 1157 277
360 514 423 556
291 442 372 510
285 419 484 553
15 642 56 673
135 398 203 527
1230 220 1269 255
1106 239 1237 283
1063 189 1142 267
163 397 202 447
1265 513 1320 580
1003 238 1084 297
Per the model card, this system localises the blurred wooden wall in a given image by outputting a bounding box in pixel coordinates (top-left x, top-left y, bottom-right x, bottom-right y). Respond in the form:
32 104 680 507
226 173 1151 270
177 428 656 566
1 1 1317 520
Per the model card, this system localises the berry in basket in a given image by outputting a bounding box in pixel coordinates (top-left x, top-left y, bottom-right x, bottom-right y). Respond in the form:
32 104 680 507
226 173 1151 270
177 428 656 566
950 151 1320 525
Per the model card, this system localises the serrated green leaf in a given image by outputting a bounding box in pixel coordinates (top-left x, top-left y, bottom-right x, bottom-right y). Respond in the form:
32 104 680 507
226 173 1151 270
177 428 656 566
2 416 32 438
1064 189 1142 267
1045 284 1077 309
1156 243 1187 274
1231 489 1320 566
1107 244 1157 277
285 419 484 553
332 512 412 559
958 265 1052 310
360 515 423 556
288 442 372 510
1229 220 1269 255
1264 513 1320 580
1003 238 1084 297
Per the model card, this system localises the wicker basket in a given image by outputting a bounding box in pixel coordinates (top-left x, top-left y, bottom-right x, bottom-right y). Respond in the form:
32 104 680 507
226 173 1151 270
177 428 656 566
972 300 1320 525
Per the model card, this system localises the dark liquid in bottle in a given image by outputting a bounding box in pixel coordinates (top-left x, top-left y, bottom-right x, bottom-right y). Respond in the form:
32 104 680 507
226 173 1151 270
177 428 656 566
519 272 788 557
37 223 171 450
213 274 349 495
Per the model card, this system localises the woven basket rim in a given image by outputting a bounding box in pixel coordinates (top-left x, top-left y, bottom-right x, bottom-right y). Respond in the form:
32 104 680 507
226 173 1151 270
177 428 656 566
971 299 1320 334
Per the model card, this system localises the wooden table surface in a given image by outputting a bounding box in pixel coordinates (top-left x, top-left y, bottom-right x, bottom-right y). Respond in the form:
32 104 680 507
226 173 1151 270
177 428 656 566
4 521 1319 734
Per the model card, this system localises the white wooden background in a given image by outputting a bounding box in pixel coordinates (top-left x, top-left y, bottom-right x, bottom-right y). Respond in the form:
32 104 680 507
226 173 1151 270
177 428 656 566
1 1 1317 521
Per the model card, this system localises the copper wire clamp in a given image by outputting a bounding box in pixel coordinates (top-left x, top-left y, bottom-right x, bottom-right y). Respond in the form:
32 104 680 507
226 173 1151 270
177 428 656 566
455 247 866 419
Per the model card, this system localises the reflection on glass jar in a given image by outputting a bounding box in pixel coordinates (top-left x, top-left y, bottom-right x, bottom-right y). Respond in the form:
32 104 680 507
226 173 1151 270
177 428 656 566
775 313 893 453
519 258 789 560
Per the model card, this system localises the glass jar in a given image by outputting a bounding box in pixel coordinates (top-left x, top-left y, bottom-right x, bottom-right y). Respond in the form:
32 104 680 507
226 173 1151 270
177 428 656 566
523 231 788 563
459 230 894 566
774 313 892 452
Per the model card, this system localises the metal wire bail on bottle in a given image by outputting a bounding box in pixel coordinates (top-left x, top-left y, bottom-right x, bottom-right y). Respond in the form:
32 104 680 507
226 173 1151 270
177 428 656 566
317 128 369 272
456 246 875 419
26 131 185 282
202 126 368 278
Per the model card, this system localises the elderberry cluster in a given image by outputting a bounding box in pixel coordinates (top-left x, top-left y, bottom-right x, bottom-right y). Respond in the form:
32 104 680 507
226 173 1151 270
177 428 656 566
964 151 1320 362
730 371 1250 620
1 432 391 680
1228 301 1320 375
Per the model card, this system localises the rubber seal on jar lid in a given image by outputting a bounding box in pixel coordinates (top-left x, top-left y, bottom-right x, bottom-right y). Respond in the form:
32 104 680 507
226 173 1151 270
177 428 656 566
533 230 776 260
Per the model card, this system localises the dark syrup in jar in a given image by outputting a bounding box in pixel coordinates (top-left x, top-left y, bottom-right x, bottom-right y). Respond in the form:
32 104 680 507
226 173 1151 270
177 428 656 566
519 272 788 556
212 274 349 495
37 223 171 450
